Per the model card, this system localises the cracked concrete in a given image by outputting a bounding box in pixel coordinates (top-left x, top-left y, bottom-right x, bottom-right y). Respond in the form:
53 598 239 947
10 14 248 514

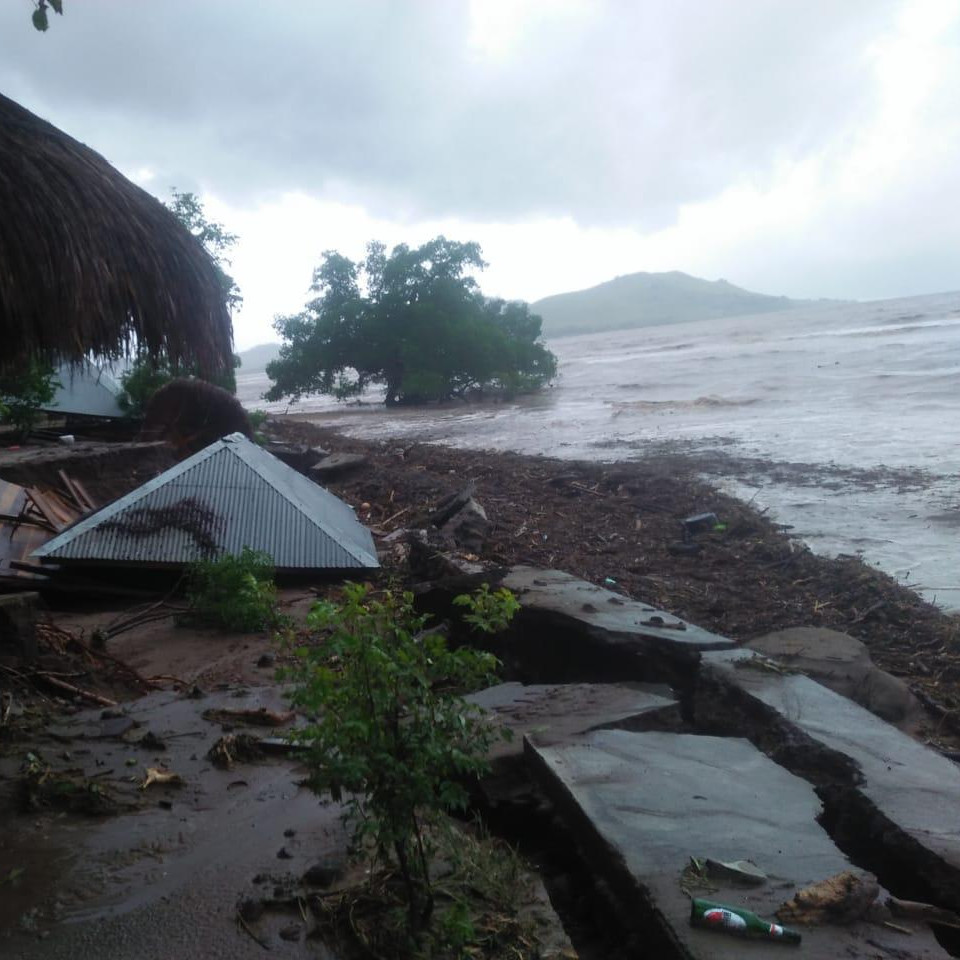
527 729 950 959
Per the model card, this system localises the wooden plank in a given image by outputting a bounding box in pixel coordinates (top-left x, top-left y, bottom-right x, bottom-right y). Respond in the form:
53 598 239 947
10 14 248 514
57 470 85 513
70 477 98 513
25 488 65 532
42 490 79 526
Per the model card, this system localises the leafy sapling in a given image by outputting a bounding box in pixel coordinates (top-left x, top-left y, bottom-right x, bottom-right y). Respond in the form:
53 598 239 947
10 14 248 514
452 582 521 634
284 583 519 940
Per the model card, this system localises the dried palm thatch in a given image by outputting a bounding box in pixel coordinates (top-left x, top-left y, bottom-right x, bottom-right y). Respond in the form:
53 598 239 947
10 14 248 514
0 93 233 375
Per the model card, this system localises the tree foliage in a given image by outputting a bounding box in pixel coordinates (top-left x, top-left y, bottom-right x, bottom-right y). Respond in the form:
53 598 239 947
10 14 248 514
0 360 59 439
265 237 557 406
117 192 242 414
30 1 62 32
118 353 240 416
284 583 517 937
166 190 243 314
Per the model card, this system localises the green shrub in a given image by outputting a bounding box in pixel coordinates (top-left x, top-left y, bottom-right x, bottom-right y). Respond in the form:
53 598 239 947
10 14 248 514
118 354 241 417
284 583 518 939
452 582 520 634
185 548 279 632
247 408 269 445
0 360 59 440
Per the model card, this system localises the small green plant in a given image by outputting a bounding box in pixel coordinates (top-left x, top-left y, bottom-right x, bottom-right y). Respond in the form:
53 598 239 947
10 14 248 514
0 360 59 440
185 548 280 632
452 582 521 634
284 583 518 941
247 408 269 445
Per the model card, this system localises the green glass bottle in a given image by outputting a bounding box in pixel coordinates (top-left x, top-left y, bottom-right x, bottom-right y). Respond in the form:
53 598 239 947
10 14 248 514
690 898 802 945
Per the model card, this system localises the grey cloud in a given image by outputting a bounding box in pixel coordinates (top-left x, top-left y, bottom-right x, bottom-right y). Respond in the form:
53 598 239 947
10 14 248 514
0 0 905 228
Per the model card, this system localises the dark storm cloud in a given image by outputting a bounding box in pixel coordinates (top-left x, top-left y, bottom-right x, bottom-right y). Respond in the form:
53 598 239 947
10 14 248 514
0 0 903 227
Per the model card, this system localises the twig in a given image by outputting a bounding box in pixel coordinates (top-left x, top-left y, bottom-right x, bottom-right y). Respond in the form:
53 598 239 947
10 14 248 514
146 674 190 687
236 911 271 951
33 673 117 707
381 506 411 528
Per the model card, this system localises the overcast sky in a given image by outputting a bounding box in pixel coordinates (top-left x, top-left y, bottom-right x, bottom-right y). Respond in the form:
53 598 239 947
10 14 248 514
2 0 958 349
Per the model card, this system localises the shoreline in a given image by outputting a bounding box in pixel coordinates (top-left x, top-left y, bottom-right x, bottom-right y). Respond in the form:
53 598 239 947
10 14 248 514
275 414 960 742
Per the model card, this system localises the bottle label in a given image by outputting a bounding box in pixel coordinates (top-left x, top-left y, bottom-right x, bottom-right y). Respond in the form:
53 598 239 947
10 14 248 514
703 908 748 931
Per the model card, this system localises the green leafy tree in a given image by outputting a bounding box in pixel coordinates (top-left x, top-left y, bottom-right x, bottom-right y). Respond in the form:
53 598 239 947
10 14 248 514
115 189 243 414
166 190 243 314
0 360 60 440
284 583 517 938
266 237 557 406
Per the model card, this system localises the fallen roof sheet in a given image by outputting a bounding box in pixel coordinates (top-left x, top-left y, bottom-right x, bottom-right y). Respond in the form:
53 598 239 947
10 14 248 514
33 433 379 571
43 361 124 419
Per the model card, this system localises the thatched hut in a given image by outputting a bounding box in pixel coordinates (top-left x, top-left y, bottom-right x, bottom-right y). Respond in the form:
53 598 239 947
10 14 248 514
0 93 233 375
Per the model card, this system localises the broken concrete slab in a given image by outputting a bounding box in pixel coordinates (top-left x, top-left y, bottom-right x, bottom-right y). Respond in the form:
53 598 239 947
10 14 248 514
527 729 949 959
417 567 734 685
441 497 489 554
429 481 477 528
310 451 369 479
467 681 679 766
699 649 960 911
502 566 732 647
747 627 921 731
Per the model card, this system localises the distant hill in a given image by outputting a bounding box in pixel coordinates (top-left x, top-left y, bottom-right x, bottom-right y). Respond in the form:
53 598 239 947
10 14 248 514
530 271 834 338
237 342 281 373
238 273 836 361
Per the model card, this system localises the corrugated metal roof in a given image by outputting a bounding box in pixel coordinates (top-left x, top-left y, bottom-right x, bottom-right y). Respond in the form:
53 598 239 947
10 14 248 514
44 361 124 418
33 434 379 570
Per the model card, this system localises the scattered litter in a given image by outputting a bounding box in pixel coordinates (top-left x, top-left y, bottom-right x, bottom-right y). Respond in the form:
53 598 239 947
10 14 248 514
20 751 118 814
691 897 801 944
777 871 879 925
705 858 767 886
679 857 716 895
139 767 184 791
682 512 720 538
207 733 264 769
733 653 797 676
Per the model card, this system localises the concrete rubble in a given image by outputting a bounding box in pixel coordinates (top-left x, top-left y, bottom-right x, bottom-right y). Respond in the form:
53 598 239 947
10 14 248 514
528 729 950 958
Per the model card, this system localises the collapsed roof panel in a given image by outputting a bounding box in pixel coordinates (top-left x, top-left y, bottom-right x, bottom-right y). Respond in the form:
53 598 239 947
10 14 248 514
44 361 125 419
33 434 379 571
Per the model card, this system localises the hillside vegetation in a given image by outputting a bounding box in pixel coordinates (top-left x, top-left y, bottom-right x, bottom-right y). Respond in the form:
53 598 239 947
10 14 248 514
531 270 834 337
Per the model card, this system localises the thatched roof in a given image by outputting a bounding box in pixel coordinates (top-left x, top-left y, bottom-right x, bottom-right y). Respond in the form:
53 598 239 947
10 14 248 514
0 93 233 375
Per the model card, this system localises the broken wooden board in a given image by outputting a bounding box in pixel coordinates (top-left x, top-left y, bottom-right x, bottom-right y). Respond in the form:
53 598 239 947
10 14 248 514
527 729 948 959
